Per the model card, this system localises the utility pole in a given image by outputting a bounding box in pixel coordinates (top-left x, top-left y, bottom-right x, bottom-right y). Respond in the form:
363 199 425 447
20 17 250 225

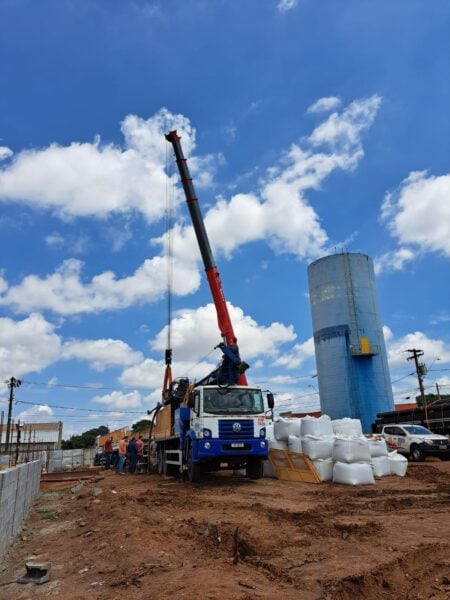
15 420 22 466
5 377 21 452
406 349 426 407
435 382 442 402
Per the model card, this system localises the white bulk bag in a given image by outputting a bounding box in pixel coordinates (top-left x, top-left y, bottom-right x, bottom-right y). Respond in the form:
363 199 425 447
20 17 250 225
333 461 375 486
274 418 290 441
301 435 334 460
288 435 302 453
287 418 302 438
333 436 371 463
332 418 363 437
269 438 288 452
368 438 388 458
265 422 274 441
312 458 334 482
371 455 391 477
301 415 333 437
388 451 408 477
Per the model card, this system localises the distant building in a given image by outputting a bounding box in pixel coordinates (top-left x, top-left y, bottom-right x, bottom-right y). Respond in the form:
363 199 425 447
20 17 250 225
0 421 63 452
281 403 420 421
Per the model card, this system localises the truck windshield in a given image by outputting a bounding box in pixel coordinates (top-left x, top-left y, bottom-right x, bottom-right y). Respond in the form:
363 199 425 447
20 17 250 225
203 389 264 415
402 425 433 435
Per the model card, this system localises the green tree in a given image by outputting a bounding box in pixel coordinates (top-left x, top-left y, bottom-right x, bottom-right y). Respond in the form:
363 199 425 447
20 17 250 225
131 419 152 433
62 425 109 449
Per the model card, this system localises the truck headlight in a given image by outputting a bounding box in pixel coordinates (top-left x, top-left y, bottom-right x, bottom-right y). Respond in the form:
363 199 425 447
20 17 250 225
260 427 266 438
260 441 266 448
204 442 211 449
203 428 211 437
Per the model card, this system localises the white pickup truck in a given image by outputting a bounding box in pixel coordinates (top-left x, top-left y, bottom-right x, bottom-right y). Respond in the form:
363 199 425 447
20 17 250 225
382 424 450 461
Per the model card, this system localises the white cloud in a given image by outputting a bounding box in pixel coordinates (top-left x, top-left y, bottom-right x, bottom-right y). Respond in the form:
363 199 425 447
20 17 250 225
164 96 382 264
0 96 381 316
62 339 143 371
386 330 450 370
0 146 13 161
308 95 382 161
0 108 217 221
374 247 415 274
92 390 143 410
120 357 217 390
15 404 54 423
151 302 296 362
275 337 315 369
44 232 64 247
381 171 450 260
277 0 298 13
0 313 62 380
307 97 342 114
382 325 394 343
0 256 200 315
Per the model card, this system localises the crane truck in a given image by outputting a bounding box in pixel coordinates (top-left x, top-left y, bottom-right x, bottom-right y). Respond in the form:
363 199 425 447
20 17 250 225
150 130 274 482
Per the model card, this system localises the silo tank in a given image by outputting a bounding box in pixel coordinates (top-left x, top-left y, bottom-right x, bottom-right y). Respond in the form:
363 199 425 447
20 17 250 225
307 253 394 432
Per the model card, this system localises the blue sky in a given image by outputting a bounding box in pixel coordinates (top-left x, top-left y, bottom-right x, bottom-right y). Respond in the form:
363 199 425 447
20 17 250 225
0 0 449 437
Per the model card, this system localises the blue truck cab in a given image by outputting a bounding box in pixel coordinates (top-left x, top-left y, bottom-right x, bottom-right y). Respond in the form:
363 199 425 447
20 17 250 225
152 384 274 482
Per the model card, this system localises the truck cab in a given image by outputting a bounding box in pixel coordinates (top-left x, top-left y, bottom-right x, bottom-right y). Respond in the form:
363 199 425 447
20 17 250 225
382 424 450 461
152 384 273 481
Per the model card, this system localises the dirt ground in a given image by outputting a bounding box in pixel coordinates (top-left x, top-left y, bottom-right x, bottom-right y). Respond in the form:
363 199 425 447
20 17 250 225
0 460 449 600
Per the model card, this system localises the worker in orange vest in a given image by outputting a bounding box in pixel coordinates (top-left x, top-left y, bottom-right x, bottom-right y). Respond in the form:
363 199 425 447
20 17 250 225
117 435 128 475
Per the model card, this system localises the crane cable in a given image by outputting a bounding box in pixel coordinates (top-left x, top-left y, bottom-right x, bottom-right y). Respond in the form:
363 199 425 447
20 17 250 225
162 143 175 399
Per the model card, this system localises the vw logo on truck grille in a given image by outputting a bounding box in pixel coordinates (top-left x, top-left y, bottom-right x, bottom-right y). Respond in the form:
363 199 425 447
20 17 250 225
232 422 242 433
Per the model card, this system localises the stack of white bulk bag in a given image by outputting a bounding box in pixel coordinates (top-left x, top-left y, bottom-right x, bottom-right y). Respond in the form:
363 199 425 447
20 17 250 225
273 417 291 442
302 435 334 460
388 451 408 476
368 438 388 458
332 418 363 437
300 415 334 480
288 435 302 453
371 455 391 477
302 415 333 437
332 435 375 485
368 437 390 478
333 436 372 463
311 458 334 482
287 418 302 438
332 461 375 486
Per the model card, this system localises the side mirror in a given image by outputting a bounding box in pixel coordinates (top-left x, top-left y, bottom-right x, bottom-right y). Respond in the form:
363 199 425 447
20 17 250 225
188 394 195 409
267 392 274 410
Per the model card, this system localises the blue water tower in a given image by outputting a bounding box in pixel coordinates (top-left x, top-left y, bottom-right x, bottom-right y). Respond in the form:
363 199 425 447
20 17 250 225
307 253 394 432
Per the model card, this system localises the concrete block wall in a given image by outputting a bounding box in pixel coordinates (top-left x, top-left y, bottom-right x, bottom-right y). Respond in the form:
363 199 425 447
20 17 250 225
0 460 41 561
47 448 95 472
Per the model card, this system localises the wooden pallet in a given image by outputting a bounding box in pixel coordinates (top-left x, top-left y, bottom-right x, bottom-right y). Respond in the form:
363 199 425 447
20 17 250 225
268 449 321 483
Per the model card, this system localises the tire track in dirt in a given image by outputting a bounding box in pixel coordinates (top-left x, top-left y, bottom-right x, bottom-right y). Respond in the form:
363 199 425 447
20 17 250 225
321 542 450 600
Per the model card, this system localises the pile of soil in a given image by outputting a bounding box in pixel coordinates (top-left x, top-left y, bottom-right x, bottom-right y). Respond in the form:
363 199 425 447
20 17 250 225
0 460 449 599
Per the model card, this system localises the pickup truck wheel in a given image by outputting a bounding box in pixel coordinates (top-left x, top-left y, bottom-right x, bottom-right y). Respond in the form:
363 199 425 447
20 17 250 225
187 445 201 483
246 459 263 480
410 444 425 462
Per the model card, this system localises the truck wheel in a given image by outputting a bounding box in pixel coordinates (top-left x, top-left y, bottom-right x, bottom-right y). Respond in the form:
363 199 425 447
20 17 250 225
246 459 263 480
187 446 201 483
410 445 425 462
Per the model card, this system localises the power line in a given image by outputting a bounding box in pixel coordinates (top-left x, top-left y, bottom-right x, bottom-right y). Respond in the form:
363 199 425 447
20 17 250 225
13 398 146 415
21 379 134 392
